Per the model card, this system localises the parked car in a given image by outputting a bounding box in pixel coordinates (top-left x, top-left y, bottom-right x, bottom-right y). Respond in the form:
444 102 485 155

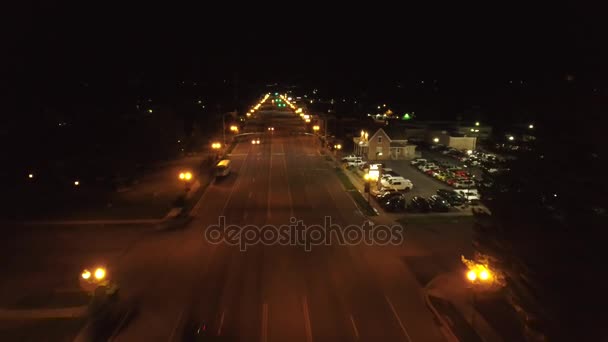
371 188 399 199
433 171 448 182
454 189 480 203
380 177 413 190
452 179 476 189
410 158 427 166
347 159 365 167
381 195 407 212
409 196 431 212
436 189 467 206
428 195 450 212
341 155 359 162
376 190 403 202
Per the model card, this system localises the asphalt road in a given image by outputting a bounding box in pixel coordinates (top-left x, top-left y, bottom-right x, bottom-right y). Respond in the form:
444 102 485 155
0 109 464 342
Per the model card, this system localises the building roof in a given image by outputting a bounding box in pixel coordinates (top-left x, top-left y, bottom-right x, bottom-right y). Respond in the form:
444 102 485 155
380 126 408 141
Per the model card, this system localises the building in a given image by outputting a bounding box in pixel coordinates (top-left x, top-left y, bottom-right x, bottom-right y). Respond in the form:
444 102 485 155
428 130 478 151
353 126 417 160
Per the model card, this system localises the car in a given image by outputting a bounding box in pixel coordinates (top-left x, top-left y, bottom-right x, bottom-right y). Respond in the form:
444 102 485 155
452 179 476 189
419 164 438 172
251 138 261 144
454 188 480 203
376 190 403 202
346 159 365 167
381 179 413 191
341 155 359 162
433 171 448 182
382 195 407 212
436 189 467 206
410 158 427 166
428 195 450 212
409 196 431 212
380 177 412 188
371 188 398 199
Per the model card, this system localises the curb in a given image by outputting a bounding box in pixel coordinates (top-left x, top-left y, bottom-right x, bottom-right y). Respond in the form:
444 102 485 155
424 292 460 342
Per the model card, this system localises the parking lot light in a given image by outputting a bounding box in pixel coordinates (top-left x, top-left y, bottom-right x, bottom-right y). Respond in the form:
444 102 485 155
28 173 34 179
529 124 534 129
74 180 80 186
508 136 515 141
433 137 439 143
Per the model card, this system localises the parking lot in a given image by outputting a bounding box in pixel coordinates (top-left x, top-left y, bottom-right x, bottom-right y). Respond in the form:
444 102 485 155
382 160 451 199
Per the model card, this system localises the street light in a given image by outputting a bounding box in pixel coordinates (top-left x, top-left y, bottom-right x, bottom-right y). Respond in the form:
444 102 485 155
230 125 239 133
305 118 311 123
74 180 80 186
211 142 222 149
335 144 342 150
81 269 91 280
475 121 480 126
313 125 320 132
94 267 106 280
529 124 534 129
508 136 515 141
433 137 439 143
28 173 34 179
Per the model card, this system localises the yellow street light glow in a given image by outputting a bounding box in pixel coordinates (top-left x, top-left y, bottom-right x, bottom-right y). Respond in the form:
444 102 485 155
305 118 311 123
179 172 185 180
433 137 439 143
246 113 251 117
467 270 477 281
184 172 192 181
81 270 91 280
28 173 34 179
94 268 106 280
230 125 238 132
475 121 480 126
74 180 80 186
479 270 490 281
364 174 371 181
212 142 221 149
529 124 534 129
313 125 320 131
336 144 342 150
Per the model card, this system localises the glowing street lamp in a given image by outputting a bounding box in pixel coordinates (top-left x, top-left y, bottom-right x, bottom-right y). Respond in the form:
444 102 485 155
230 125 239 133
335 144 342 150
433 137 439 143
211 142 222 150
529 124 534 129
467 270 477 281
475 121 480 126
28 173 34 179
313 125 320 132
508 136 515 141
94 267 106 280
305 118 311 123
74 180 80 186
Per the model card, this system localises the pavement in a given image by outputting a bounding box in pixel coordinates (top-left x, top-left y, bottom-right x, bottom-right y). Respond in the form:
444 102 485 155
0 108 495 341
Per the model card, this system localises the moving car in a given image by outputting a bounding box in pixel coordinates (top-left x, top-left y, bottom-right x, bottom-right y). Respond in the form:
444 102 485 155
251 138 261 144
428 195 450 212
215 159 231 178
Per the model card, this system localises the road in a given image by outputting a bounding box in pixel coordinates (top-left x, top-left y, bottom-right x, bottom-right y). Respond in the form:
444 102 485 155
0 109 466 342
109 109 446 341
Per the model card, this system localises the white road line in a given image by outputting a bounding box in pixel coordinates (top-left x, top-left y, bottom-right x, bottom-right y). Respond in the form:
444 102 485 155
385 295 413 342
167 309 184 342
221 149 250 215
261 303 269 342
267 148 273 219
349 314 360 340
217 310 225 335
302 296 313 342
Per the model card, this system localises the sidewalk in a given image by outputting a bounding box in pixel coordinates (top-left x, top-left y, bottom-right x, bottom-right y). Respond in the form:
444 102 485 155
425 271 505 342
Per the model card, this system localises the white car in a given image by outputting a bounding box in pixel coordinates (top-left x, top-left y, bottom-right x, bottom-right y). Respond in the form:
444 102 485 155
380 177 413 190
452 179 476 189
420 164 438 172
454 189 480 202
341 155 359 162
410 158 427 166
347 159 365 167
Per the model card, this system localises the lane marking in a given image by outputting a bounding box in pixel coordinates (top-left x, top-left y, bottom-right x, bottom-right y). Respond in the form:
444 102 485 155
349 314 360 340
267 146 273 219
217 310 225 335
385 295 412 342
302 296 313 342
261 303 269 342
167 309 184 342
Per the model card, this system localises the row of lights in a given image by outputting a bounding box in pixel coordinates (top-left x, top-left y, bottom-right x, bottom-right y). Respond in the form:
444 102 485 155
247 93 271 117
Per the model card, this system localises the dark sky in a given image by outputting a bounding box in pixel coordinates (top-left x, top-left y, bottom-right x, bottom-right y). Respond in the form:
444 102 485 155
3 4 606 91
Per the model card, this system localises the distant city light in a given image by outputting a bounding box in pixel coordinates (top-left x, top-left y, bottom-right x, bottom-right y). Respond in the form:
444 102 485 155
74 180 80 186
148 109 153 113
475 121 480 126
529 124 534 129
433 137 439 143
28 173 34 179
508 136 515 141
